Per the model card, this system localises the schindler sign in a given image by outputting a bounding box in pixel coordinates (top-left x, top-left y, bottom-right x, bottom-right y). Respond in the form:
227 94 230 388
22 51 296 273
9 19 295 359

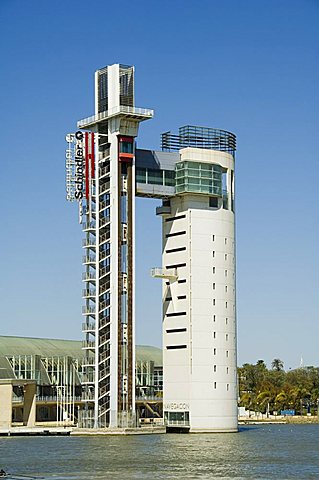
65 131 85 201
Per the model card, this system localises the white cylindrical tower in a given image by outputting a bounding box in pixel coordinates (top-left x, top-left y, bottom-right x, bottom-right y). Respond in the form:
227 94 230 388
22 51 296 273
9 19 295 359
161 139 237 432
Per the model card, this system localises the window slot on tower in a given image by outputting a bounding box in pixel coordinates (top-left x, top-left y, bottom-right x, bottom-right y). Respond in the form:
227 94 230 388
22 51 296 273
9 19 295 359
166 328 187 333
166 263 186 269
165 214 186 222
166 246 186 254
166 312 187 317
166 231 186 238
178 279 186 284
177 295 186 300
166 345 187 350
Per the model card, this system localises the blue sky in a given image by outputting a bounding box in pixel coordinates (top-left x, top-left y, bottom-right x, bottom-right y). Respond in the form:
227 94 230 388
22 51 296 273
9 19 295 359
0 0 318 369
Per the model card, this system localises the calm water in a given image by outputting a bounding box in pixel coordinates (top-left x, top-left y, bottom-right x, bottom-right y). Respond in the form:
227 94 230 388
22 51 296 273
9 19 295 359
1 425 319 479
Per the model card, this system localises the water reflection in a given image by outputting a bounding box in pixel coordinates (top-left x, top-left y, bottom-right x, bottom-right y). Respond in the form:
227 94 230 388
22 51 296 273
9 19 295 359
1 425 319 479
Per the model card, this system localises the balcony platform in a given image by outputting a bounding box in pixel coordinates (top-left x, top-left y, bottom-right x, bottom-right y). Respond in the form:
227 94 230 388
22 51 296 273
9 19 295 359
78 106 154 129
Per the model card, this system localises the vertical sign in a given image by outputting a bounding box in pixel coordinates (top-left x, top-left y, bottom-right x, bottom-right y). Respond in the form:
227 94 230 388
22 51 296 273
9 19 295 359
65 131 85 223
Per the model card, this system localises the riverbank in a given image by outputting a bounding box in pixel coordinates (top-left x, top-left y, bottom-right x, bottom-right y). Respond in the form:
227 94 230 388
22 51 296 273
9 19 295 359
239 415 319 425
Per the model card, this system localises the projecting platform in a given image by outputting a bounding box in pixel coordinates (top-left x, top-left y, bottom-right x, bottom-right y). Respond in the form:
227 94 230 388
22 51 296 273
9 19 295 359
77 106 154 129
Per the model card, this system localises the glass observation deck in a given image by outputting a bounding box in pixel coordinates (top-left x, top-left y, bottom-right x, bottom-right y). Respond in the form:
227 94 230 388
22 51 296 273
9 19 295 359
135 160 227 199
175 161 223 196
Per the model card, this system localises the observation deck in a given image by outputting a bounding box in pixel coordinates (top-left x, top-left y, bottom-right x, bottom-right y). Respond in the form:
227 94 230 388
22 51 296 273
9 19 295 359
77 106 154 129
161 125 236 154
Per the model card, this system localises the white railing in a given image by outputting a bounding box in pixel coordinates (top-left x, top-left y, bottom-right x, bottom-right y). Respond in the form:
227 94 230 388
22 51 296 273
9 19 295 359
81 357 95 367
136 396 163 402
82 306 95 314
151 267 178 280
82 272 96 281
82 238 96 248
83 255 96 264
166 420 190 427
83 222 95 231
78 106 154 128
82 289 96 298
82 321 95 331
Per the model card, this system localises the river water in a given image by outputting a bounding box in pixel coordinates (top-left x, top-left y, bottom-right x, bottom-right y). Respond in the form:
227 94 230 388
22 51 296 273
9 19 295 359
1 424 319 479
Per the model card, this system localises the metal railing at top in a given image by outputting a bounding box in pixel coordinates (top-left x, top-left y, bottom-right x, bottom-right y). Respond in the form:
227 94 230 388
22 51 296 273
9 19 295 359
135 396 163 402
13 396 83 403
78 106 154 128
165 419 190 427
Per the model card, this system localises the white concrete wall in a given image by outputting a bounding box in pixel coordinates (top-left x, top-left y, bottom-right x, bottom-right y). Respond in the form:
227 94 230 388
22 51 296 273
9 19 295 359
163 148 237 433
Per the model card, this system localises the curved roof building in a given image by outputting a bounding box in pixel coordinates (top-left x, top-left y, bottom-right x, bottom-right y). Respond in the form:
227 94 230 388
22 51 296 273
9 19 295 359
0 336 162 367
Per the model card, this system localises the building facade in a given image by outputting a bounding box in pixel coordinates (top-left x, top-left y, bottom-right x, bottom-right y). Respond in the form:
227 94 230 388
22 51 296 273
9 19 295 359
65 64 237 431
0 336 162 426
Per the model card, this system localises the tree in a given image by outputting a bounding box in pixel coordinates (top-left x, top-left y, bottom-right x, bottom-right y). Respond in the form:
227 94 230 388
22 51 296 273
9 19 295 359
271 358 284 372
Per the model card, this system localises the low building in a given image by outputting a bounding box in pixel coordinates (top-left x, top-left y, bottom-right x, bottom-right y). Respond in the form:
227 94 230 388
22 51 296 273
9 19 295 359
0 336 162 426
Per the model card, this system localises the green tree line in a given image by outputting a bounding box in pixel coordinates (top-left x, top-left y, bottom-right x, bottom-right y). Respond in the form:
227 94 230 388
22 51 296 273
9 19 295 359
238 359 319 415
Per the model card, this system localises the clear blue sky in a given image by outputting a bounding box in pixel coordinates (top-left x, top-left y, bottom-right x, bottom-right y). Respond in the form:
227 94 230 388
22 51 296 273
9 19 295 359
0 0 318 369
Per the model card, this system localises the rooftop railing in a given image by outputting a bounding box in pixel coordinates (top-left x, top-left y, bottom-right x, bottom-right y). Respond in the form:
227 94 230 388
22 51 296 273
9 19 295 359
78 106 154 128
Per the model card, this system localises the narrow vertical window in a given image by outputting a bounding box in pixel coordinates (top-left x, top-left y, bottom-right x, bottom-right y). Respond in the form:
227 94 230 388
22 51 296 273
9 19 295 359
213 299 216 306
226 350 229 358
225 301 228 308
213 283 216 290
214 382 217 389
212 267 215 274
225 286 228 293
213 332 216 339
226 367 229 374
225 318 228 325
214 365 217 372
225 254 227 261
226 334 228 341
212 251 215 258
213 348 216 355
225 270 228 277
227 384 229 391
213 315 216 322
225 238 227 245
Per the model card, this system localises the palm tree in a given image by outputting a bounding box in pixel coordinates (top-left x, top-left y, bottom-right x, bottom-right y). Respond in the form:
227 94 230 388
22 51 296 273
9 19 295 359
271 358 284 371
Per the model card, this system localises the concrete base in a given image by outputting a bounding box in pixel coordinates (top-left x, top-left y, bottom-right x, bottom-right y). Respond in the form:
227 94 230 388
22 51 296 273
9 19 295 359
189 428 238 433
72 426 165 435
0 426 72 436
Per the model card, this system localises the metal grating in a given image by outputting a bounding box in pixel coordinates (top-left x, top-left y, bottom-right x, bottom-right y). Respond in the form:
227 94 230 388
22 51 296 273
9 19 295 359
161 125 236 154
